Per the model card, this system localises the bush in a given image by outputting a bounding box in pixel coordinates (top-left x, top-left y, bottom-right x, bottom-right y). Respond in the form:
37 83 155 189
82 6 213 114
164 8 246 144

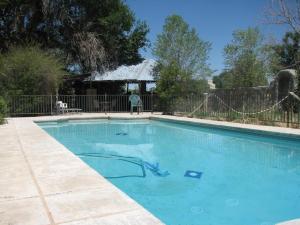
0 96 7 124
0 45 65 96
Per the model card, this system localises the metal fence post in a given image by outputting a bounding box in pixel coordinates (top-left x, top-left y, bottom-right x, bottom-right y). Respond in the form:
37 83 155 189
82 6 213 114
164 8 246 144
105 93 107 115
242 94 245 123
56 93 58 115
287 101 290 128
151 91 154 114
50 95 53 115
204 93 208 115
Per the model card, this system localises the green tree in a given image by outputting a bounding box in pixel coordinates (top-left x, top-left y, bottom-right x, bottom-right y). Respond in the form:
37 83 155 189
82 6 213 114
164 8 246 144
153 15 211 109
0 0 149 72
155 62 209 98
153 15 211 77
213 70 234 89
266 32 300 74
0 45 65 96
224 27 268 88
155 61 209 112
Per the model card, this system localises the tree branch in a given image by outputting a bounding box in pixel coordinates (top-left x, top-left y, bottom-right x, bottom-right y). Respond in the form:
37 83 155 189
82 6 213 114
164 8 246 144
265 0 300 33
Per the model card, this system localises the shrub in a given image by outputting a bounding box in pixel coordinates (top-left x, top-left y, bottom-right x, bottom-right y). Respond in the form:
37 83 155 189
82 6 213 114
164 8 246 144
0 45 65 96
0 96 7 124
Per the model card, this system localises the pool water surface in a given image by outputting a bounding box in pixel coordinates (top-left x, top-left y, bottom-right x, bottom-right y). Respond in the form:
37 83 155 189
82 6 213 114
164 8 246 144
39 119 300 225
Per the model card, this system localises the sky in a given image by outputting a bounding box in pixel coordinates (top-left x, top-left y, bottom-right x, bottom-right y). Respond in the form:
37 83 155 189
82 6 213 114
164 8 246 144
126 0 290 75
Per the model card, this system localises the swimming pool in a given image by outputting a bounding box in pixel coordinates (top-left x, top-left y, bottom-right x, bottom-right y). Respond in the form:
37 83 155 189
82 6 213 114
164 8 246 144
38 119 300 225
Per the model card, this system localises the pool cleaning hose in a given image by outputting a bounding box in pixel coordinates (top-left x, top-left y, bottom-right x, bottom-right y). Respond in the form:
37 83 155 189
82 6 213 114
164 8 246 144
77 152 170 178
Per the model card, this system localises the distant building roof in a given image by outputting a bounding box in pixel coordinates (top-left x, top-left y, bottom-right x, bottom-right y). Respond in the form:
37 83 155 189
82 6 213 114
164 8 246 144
89 59 156 82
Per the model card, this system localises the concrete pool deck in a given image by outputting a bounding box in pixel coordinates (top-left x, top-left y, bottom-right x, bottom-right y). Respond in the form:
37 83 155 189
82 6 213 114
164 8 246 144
1 113 300 225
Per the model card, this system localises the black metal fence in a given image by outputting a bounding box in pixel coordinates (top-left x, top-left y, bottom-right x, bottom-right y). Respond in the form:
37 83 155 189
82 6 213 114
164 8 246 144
7 91 300 127
8 94 157 116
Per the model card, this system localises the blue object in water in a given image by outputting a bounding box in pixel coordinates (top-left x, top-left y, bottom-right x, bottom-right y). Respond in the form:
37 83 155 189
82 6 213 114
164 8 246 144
116 132 127 136
184 170 202 179
143 161 170 177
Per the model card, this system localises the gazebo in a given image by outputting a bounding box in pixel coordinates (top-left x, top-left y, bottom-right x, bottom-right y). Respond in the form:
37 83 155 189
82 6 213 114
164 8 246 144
65 59 157 95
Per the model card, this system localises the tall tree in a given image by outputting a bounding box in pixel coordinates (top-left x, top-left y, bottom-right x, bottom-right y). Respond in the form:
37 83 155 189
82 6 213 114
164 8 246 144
267 32 300 73
153 15 211 77
266 31 300 92
0 0 149 72
153 15 211 103
223 27 268 88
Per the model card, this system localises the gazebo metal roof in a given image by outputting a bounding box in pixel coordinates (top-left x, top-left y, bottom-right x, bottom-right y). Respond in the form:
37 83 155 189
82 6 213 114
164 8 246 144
88 59 156 82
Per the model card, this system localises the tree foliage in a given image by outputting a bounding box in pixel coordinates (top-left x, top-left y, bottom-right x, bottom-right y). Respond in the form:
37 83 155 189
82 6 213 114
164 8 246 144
155 61 209 112
213 71 234 89
222 27 268 88
266 32 300 73
153 14 211 110
0 45 65 96
155 62 209 98
153 15 211 77
0 0 149 72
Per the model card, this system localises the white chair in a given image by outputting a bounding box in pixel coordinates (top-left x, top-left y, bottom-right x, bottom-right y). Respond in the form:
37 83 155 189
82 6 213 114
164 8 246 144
56 101 82 114
56 101 68 114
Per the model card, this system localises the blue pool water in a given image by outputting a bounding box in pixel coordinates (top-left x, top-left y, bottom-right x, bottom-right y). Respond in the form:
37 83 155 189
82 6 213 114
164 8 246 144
38 119 300 225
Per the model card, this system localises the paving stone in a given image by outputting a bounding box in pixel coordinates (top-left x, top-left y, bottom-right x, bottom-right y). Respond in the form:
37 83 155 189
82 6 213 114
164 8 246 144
60 209 163 225
46 188 139 223
0 197 50 225
0 176 39 202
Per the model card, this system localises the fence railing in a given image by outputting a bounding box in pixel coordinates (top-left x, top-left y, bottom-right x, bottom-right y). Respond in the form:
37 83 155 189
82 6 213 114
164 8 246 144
169 91 300 128
7 91 300 127
8 94 157 116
